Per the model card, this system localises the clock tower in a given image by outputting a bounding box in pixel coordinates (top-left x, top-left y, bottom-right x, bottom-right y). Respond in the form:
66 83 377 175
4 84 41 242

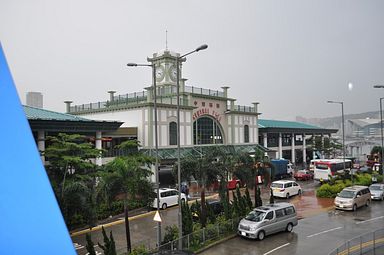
147 49 185 92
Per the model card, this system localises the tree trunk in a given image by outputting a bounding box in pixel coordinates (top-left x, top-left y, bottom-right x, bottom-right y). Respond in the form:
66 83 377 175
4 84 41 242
124 196 132 254
201 186 206 228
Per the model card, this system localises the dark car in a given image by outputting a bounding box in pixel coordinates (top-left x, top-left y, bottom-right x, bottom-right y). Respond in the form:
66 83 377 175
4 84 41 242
192 200 224 221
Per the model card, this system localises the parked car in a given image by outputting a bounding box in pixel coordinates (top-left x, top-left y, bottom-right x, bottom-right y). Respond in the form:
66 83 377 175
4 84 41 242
271 180 302 198
294 170 313 181
192 200 224 221
334 186 371 211
238 202 298 240
369 183 384 201
152 188 187 210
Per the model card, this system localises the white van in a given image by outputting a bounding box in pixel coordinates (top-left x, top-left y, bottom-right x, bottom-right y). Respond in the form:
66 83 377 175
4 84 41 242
152 188 186 210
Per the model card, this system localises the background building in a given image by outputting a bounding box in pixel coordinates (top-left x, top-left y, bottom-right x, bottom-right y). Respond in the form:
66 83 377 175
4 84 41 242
26 91 43 108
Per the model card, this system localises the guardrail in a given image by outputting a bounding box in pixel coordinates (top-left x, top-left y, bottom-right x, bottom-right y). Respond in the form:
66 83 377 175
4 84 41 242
329 228 384 255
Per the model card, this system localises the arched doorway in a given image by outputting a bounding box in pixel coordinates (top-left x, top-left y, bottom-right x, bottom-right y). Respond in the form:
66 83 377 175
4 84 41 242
193 116 224 145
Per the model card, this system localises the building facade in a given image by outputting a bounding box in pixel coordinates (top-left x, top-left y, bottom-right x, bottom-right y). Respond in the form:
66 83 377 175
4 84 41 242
67 49 260 154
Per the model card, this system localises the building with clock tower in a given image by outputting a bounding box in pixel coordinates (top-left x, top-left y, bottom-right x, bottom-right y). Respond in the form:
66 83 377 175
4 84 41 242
66 49 261 164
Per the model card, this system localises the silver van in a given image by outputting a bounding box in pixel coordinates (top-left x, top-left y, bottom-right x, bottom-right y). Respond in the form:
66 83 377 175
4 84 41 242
238 202 298 240
334 185 371 211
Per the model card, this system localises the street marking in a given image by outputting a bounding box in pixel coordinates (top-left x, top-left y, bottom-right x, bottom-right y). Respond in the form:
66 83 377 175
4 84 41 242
336 237 384 255
307 226 342 238
73 243 85 250
355 215 384 225
263 243 290 255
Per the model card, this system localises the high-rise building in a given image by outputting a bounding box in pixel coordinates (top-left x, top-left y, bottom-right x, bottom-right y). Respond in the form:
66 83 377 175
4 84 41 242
26 92 43 108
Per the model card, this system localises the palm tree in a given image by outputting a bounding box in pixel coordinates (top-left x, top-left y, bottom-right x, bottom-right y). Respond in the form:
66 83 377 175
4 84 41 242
179 147 225 227
100 140 153 253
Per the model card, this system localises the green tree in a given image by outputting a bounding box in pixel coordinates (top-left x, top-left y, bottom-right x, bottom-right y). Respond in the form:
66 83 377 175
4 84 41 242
269 188 275 204
162 225 179 244
178 148 224 228
181 200 193 235
98 227 117 255
244 187 253 211
44 133 102 229
99 140 153 254
85 233 96 255
255 186 263 208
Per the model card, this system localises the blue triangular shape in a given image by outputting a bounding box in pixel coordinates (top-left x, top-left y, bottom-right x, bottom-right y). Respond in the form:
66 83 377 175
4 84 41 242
0 43 76 254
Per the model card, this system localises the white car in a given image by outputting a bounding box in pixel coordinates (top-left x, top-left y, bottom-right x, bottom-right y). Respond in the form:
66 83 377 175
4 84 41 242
271 180 302 198
152 188 187 210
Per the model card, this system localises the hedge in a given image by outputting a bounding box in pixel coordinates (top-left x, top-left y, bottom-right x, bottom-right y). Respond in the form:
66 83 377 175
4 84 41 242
316 173 381 198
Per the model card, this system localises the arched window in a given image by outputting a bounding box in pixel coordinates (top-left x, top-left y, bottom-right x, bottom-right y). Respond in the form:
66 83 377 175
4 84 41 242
244 125 249 143
169 122 177 145
193 117 223 145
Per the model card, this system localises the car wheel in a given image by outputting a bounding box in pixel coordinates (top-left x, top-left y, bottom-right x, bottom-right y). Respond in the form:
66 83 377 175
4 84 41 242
181 198 185 203
381 195 384 201
298 189 302 196
286 223 293 232
162 203 167 210
353 204 357 211
366 199 370 207
257 230 265 241
286 193 290 199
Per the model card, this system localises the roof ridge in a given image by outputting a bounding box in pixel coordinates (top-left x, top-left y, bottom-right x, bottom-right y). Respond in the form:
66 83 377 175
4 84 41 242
23 105 89 120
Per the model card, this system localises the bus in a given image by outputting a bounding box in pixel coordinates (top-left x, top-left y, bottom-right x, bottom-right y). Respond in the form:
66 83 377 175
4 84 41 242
314 159 352 182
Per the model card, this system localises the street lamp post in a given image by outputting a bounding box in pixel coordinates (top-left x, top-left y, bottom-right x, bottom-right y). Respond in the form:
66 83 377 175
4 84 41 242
327 100 348 182
127 63 161 247
176 44 208 247
373 85 384 179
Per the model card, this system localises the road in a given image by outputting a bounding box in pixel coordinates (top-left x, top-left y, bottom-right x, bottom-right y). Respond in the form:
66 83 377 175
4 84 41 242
71 180 384 254
200 200 384 255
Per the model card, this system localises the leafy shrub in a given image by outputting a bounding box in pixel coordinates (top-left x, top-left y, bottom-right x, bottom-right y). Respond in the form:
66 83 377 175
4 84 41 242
129 245 148 255
354 174 372 186
162 225 179 245
316 183 345 198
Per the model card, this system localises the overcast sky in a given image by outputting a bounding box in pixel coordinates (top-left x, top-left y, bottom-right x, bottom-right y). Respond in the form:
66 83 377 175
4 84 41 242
1 0 383 120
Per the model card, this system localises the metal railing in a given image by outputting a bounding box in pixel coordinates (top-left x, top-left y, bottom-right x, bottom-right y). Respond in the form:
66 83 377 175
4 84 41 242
227 105 256 113
150 217 241 254
185 86 224 97
329 228 384 255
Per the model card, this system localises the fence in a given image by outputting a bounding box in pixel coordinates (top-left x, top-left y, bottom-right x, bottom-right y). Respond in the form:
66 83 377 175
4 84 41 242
149 217 241 254
329 228 384 255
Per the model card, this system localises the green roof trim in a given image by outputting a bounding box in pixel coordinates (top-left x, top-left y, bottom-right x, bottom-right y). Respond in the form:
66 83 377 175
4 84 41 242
24 105 90 122
140 144 270 160
258 119 323 129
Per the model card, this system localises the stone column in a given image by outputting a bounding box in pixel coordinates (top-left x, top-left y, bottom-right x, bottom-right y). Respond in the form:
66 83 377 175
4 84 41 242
263 133 268 147
312 134 316 159
303 133 307 167
95 131 102 166
38 130 45 164
64 101 72 113
291 133 296 164
279 133 283 159
221 86 229 98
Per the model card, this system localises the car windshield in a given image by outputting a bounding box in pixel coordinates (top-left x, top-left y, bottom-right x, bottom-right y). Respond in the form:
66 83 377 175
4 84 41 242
339 190 355 198
271 183 283 188
370 186 383 191
245 210 266 222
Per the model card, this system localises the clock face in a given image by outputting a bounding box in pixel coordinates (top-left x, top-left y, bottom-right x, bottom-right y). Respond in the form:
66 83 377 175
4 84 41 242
169 65 177 81
155 65 165 81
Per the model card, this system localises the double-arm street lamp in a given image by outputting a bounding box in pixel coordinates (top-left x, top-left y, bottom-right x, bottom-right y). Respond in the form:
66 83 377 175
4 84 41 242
126 63 161 247
176 44 208 246
373 85 384 179
327 100 349 181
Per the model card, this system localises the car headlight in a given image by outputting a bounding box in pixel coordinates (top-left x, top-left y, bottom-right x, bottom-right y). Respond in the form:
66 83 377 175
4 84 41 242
250 225 257 231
